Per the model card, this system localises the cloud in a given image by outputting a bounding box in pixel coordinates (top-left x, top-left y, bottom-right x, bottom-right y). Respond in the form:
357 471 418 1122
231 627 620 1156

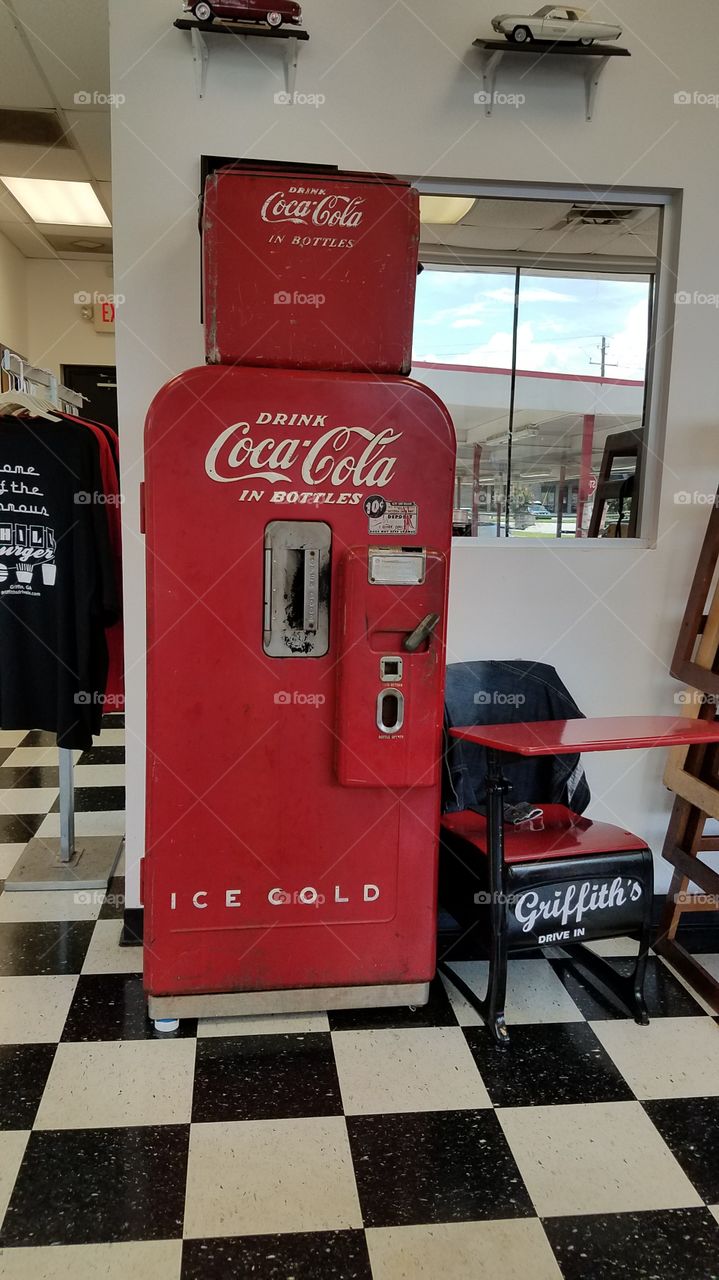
484 286 577 304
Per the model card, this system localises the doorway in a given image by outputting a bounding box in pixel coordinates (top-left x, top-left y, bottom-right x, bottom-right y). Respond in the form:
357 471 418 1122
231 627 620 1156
61 365 118 433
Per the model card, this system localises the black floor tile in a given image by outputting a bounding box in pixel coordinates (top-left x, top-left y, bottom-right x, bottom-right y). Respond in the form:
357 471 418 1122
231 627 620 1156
0 1044 56 1129
76 746 124 766
99 875 126 920
643 1097 719 1204
544 1207 719 1279
49 786 125 813
346 1109 532 1228
0 921 95 976
0 813 44 843
0 748 11 767
102 713 125 728
0 766 59 788
61 973 196 1041
549 955 706 1020
328 976 458 1031
464 1022 635 1107
182 1231 372 1279
17 731 57 747
192 1033 343 1123
0 1125 189 1246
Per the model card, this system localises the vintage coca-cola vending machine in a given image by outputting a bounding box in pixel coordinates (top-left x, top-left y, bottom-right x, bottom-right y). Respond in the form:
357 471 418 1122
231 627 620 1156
142 164 456 1023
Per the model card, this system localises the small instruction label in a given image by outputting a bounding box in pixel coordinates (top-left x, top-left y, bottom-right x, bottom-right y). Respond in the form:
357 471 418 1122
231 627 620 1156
364 497 418 536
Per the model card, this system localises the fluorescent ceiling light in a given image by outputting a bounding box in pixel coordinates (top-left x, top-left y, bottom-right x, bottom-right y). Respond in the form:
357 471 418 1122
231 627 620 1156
521 470 552 479
419 195 475 225
0 177 110 227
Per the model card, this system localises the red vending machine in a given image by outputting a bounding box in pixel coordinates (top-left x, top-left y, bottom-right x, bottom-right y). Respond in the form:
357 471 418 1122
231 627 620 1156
143 165 456 1022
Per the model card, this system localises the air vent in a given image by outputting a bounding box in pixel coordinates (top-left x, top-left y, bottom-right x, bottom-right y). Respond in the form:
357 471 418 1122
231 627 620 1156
43 233 112 255
0 109 70 148
565 204 641 227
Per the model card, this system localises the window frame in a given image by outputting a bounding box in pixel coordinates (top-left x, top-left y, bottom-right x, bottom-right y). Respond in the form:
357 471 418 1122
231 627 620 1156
409 177 681 550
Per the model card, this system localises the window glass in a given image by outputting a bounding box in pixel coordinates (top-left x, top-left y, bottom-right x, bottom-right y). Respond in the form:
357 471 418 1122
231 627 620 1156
412 194 660 540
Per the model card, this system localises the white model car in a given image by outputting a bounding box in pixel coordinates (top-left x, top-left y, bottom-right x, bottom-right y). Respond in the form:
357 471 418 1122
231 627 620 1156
492 6 622 45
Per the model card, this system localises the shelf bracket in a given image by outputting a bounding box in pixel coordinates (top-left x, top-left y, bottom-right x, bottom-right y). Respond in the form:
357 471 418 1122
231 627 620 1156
584 55 610 121
190 26 209 99
476 49 504 116
284 36 299 100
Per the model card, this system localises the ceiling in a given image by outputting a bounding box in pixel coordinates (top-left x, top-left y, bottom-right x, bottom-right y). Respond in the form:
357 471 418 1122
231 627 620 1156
420 196 661 265
0 0 112 260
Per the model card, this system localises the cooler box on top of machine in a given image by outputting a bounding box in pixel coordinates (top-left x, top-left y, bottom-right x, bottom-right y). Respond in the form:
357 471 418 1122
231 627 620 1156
202 165 419 373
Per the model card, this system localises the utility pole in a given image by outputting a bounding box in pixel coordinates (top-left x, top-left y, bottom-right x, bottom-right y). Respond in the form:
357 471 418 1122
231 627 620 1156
590 336 619 378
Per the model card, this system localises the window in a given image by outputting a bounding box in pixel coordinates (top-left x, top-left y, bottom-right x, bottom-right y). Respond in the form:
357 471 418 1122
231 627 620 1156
413 191 665 541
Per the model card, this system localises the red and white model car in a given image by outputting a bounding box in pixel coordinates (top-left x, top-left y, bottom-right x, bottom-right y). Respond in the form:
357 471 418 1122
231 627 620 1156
185 0 302 27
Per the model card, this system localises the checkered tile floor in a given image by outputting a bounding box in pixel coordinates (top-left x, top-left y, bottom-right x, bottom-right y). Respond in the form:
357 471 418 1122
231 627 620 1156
1 718 719 1278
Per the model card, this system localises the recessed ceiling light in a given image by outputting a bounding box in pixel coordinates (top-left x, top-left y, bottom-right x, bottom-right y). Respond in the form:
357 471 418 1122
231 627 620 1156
0 177 110 227
419 196 475 226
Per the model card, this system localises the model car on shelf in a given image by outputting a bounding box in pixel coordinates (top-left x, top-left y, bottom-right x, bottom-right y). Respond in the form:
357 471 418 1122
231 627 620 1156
184 0 302 27
491 6 622 44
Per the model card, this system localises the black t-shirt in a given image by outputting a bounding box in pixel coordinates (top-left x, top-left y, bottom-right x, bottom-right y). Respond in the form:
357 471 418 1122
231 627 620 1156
0 416 119 748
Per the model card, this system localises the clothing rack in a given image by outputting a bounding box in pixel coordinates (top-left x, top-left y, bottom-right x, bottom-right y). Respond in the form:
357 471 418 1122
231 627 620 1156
1 350 123 891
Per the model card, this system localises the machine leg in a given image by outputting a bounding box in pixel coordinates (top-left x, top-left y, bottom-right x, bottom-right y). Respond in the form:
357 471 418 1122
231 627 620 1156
154 1018 180 1034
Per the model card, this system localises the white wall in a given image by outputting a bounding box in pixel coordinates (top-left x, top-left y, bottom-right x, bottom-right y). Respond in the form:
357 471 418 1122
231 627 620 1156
109 0 719 909
0 228 28 357
25 259 116 379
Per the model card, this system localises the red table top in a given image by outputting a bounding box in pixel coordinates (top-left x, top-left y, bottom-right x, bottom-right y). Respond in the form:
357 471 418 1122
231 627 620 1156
449 715 719 756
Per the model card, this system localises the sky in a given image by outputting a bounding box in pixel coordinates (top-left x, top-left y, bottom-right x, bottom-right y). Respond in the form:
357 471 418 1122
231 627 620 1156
412 269 651 381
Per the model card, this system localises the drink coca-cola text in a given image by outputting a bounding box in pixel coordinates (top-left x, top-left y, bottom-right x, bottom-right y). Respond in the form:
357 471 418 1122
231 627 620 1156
206 417 401 488
261 189 365 229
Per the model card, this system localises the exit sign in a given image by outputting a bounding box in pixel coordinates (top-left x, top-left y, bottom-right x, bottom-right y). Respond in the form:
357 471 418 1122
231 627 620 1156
93 301 115 333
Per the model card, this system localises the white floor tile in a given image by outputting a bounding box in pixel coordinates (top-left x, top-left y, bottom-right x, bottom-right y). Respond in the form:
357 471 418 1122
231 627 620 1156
95 729 125 747
197 1011 329 1037
36 811 125 839
441 959 584 1027
332 1027 491 1114
72 765 125 787
586 937 641 957
184 1117 362 1237
710 1205 719 1228
0 889 102 923
0 976 77 1043
0 1241 182 1279
0 731 26 748
35 1039 196 1129
0 844 26 878
366 1220 562 1280
498 1100 703 1217
0 789 58 816
591 1016 719 1099
2 748 81 768
0 1130 29 1224
82 920 142 974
